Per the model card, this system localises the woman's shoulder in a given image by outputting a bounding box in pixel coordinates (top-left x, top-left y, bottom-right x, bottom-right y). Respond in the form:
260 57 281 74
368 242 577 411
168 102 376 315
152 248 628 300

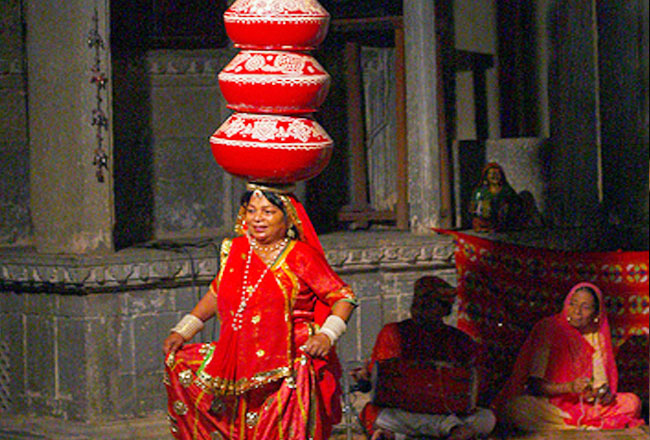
225 235 250 248
222 236 247 249
289 239 324 258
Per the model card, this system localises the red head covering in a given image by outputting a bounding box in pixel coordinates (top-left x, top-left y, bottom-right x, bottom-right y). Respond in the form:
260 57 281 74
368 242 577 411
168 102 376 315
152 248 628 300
493 282 619 409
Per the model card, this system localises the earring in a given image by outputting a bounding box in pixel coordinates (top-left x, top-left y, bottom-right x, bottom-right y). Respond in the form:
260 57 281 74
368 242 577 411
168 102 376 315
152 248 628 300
567 316 572 322
287 228 296 239
593 316 599 323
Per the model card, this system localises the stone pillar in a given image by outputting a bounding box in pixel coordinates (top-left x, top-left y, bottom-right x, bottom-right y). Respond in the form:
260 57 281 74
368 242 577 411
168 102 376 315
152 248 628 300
596 0 649 225
545 0 601 227
0 0 30 245
404 0 444 233
26 0 114 254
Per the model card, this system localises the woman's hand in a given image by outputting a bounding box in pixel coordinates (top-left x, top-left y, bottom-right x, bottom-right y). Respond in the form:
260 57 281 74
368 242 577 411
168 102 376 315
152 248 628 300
569 377 592 395
599 389 615 406
163 332 185 356
301 333 332 359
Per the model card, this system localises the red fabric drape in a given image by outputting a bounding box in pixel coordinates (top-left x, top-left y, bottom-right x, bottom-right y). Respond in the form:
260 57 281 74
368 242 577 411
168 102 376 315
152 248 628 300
435 229 649 404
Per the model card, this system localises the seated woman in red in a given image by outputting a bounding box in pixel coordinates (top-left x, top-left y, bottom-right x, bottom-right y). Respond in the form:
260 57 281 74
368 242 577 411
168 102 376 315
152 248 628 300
493 282 644 431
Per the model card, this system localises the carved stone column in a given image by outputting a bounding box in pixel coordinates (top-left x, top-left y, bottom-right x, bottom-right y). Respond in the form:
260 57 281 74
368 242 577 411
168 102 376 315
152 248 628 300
26 0 114 253
404 0 444 233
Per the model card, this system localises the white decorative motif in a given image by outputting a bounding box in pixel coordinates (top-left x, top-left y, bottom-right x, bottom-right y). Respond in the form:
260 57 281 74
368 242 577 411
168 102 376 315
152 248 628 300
219 72 328 87
222 51 326 75
224 16 325 25
215 114 331 143
219 51 329 88
210 138 332 151
226 0 328 16
273 52 306 73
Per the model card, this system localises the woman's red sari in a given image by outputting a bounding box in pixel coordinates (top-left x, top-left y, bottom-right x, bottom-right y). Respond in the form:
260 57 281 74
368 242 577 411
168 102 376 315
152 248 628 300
164 232 355 439
493 282 643 430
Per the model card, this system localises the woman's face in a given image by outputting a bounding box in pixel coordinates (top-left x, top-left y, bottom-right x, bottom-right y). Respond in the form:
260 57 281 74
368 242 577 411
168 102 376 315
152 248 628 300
567 288 598 331
486 167 503 186
245 193 288 245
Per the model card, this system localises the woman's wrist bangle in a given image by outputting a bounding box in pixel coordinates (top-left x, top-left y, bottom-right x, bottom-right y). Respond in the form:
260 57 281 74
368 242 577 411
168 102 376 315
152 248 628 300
317 315 347 345
170 314 204 341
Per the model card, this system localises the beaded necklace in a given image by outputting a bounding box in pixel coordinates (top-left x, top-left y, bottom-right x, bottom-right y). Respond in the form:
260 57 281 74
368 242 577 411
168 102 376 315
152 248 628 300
232 236 289 331
249 235 288 255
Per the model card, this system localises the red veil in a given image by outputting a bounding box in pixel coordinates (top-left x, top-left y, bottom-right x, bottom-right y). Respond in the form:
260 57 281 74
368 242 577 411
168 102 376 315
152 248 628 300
493 283 617 409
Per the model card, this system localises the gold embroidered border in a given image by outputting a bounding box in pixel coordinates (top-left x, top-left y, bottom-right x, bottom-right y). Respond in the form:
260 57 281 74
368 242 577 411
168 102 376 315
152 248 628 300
195 366 293 396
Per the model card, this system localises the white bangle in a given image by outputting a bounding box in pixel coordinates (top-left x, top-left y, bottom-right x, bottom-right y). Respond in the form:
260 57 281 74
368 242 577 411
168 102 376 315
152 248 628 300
317 315 347 344
170 314 204 341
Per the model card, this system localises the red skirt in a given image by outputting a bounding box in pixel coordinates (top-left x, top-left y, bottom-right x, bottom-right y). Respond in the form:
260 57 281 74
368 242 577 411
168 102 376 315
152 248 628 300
164 343 342 440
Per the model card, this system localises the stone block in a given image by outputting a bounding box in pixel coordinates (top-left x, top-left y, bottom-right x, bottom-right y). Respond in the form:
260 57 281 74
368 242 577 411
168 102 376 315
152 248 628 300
56 398 88 422
336 310 358 364
153 137 224 233
110 372 138 418
55 294 88 317
173 286 202 313
134 314 176 374
381 295 400 325
358 297 384 361
58 293 121 318
125 289 175 316
23 392 55 418
150 71 223 139
117 316 135 374
0 291 24 313
341 272 383 301
136 393 167 418
85 318 121 419
0 311 24 413
135 371 166 411
25 314 54 396
57 317 87 406
24 292 55 316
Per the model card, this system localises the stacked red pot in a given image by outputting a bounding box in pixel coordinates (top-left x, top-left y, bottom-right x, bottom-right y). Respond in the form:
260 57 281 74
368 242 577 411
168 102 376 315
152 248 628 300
210 0 333 184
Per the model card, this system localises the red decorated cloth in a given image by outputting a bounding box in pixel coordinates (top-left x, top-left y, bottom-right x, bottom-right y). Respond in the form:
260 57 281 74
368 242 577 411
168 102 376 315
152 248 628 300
164 236 356 440
435 230 649 408
359 319 484 434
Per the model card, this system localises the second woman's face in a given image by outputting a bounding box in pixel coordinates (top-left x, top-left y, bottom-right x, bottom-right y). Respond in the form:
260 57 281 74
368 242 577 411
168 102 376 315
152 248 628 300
567 289 598 330
245 194 288 245
486 167 502 185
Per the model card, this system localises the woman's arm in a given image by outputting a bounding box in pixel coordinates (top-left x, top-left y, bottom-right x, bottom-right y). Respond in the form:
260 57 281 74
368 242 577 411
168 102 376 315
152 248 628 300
527 376 592 397
162 289 218 355
302 300 355 358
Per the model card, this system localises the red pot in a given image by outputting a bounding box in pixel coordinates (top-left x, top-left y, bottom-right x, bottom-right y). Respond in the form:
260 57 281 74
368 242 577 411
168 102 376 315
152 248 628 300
223 0 330 50
210 112 333 183
219 50 330 114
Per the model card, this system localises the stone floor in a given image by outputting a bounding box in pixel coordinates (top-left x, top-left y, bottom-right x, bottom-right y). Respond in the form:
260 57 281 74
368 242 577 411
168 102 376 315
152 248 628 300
329 425 650 440
0 416 647 440
1 403 648 440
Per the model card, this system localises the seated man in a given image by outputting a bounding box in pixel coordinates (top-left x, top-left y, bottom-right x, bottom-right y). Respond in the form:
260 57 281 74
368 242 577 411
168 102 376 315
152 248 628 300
352 276 496 440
